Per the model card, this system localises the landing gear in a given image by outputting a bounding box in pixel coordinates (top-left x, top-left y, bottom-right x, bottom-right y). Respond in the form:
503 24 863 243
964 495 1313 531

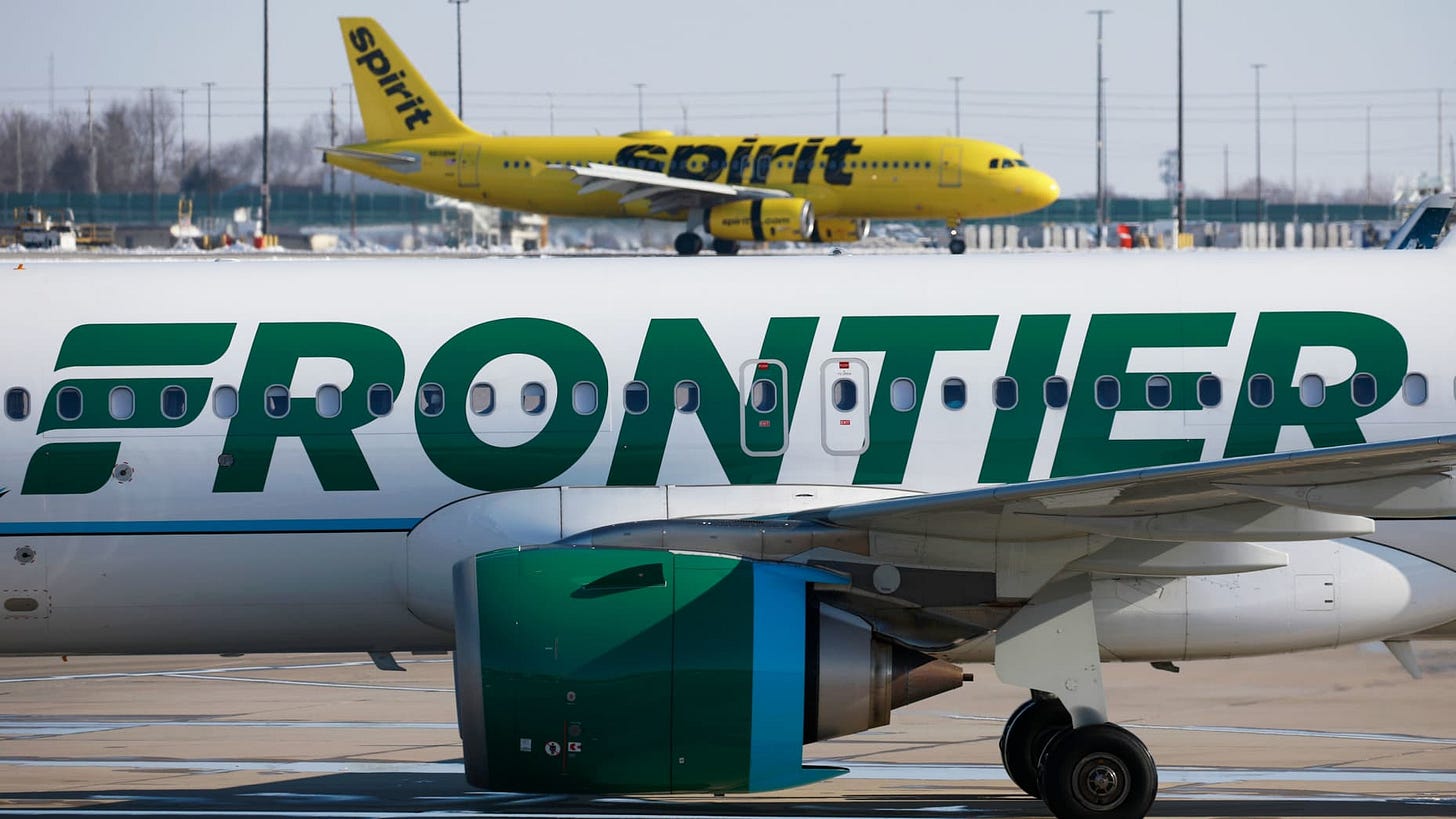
999 694 1071 797
947 218 967 254
674 232 704 255
1038 723 1157 819
711 237 739 255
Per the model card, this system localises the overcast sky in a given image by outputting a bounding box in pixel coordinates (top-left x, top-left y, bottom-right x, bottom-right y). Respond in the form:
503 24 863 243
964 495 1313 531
8 0 1455 198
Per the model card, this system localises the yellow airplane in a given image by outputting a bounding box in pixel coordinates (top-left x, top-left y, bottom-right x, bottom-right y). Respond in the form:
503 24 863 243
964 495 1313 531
325 17 1060 255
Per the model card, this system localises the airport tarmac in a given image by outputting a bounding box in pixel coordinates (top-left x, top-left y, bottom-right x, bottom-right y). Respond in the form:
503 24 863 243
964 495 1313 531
1 643 1454 818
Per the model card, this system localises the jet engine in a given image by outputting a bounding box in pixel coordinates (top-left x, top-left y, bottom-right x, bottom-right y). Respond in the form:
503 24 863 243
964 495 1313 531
810 217 870 243
707 198 814 242
453 546 962 794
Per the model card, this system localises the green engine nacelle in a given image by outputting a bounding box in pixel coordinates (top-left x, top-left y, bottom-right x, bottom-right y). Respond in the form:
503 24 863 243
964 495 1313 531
452 546 852 794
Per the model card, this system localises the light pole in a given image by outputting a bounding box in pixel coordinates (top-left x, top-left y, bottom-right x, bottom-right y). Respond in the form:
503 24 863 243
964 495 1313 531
634 83 645 131
1089 9 1111 245
449 0 469 119
262 0 271 238
177 88 187 178
1252 62 1265 223
833 73 844 135
1291 99 1298 225
950 75 963 138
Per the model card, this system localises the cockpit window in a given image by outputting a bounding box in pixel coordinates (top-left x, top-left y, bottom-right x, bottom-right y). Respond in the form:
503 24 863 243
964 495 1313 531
988 158 1001 169
1014 158 1029 167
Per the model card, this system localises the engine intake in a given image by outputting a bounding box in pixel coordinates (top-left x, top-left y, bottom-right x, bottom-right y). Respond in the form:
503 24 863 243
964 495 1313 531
453 547 961 795
707 198 814 242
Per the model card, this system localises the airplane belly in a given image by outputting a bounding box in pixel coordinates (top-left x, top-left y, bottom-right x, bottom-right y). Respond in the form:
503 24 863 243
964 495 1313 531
0 532 451 655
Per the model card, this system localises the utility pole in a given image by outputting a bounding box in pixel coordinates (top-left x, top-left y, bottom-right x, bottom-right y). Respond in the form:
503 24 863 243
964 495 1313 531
261 0 271 238
950 75 963 138
203 81 215 225
1222 144 1229 198
1365 104 1372 205
1089 9 1111 246
833 73 844 135
634 83 645 131
881 87 889 135
177 88 187 177
1252 63 1265 222
1438 89 1444 185
86 88 97 196
149 87 158 224
1174 0 1185 243
548 92 555 136
449 0 469 119
347 84 357 240
1291 100 1298 225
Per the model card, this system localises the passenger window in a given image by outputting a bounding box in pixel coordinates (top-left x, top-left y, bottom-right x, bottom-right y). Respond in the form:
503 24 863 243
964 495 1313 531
57 386 82 421
1352 372 1377 407
161 385 187 420
1146 375 1171 409
674 380 700 413
419 383 445 417
942 377 967 410
367 383 394 417
5 387 29 420
109 386 135 421
572 382 598 415
265 385 290 418
890 377 917 411
624 381 649 415
750 378 777 412
993 377 1017 410
316 384 342 418
831 378 857 411
1247 374 1274 408
470 382 496 415
1044 377 1069 409
1095 376 1120 409
1299 374 1325 408
1197 374 1221 408
1403 373 1428 406
213 385 238 419
522 382 548 415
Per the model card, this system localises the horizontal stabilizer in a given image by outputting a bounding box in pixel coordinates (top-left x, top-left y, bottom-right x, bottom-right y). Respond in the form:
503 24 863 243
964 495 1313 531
323 146 420 169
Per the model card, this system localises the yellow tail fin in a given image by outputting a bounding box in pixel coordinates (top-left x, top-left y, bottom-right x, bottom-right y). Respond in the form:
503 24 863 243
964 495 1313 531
339 17 470 141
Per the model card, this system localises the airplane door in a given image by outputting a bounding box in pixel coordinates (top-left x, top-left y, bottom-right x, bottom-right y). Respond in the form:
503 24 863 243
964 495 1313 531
741 359 789 457
457 145 480 187
939 144 962 188
822 358 868 455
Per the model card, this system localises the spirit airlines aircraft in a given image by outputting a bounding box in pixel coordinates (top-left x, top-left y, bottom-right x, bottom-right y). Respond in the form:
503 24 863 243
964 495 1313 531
5 249 1456 819
322 17 1060 255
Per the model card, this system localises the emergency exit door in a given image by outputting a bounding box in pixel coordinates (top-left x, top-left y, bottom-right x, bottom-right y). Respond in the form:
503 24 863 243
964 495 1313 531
741 359 789 456
821 358 868 455
457 145 480 187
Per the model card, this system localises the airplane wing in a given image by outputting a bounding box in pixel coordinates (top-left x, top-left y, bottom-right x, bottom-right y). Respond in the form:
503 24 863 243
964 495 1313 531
321 146 420 170
546 162 791 214
789 434 1456 548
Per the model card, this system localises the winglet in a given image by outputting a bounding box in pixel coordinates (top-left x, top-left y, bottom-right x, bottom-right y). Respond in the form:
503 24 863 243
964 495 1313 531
338 17 470 141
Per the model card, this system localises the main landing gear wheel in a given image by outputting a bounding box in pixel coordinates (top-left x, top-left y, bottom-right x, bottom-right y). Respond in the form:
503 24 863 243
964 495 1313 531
711 237 739 255
948 237 967 254
674 232 704 255
999 695 1071 797
1037 723 1157 819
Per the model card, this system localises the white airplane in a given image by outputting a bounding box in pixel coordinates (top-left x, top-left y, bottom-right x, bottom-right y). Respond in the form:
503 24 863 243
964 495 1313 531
3 246 1456 819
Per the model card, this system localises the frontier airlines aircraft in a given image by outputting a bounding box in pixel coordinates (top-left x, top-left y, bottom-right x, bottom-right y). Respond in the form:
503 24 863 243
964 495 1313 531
322 17 1060 255
3 249 1456 819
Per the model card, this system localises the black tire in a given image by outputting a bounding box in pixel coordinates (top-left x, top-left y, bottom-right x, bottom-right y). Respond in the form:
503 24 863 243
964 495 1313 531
948 237 967 254
998 697 1071 798
674 232 704 255
711 237 739 255
1037 723 1157 819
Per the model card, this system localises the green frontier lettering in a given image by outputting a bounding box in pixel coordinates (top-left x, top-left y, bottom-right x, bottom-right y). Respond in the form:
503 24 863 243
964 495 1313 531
1052 313 1234 477
606 317 817 486
23 323 235 496
214 323 404 493
417 318 606 491
1224 311 1407 457
835 316 997 485
979 315 1070 484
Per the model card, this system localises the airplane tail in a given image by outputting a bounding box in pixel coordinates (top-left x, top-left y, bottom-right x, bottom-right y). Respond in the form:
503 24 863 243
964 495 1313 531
338 17 471 142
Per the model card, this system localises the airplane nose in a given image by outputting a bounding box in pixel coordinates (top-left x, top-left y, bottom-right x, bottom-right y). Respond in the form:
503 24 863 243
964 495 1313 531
1028 171 1060 210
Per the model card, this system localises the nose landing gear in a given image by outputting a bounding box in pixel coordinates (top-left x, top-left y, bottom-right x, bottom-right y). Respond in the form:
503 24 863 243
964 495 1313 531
947 219 967 254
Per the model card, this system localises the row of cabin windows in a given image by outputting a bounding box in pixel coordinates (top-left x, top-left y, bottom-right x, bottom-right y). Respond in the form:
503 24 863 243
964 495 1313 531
824 371 1427 413
0 371 1434 423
